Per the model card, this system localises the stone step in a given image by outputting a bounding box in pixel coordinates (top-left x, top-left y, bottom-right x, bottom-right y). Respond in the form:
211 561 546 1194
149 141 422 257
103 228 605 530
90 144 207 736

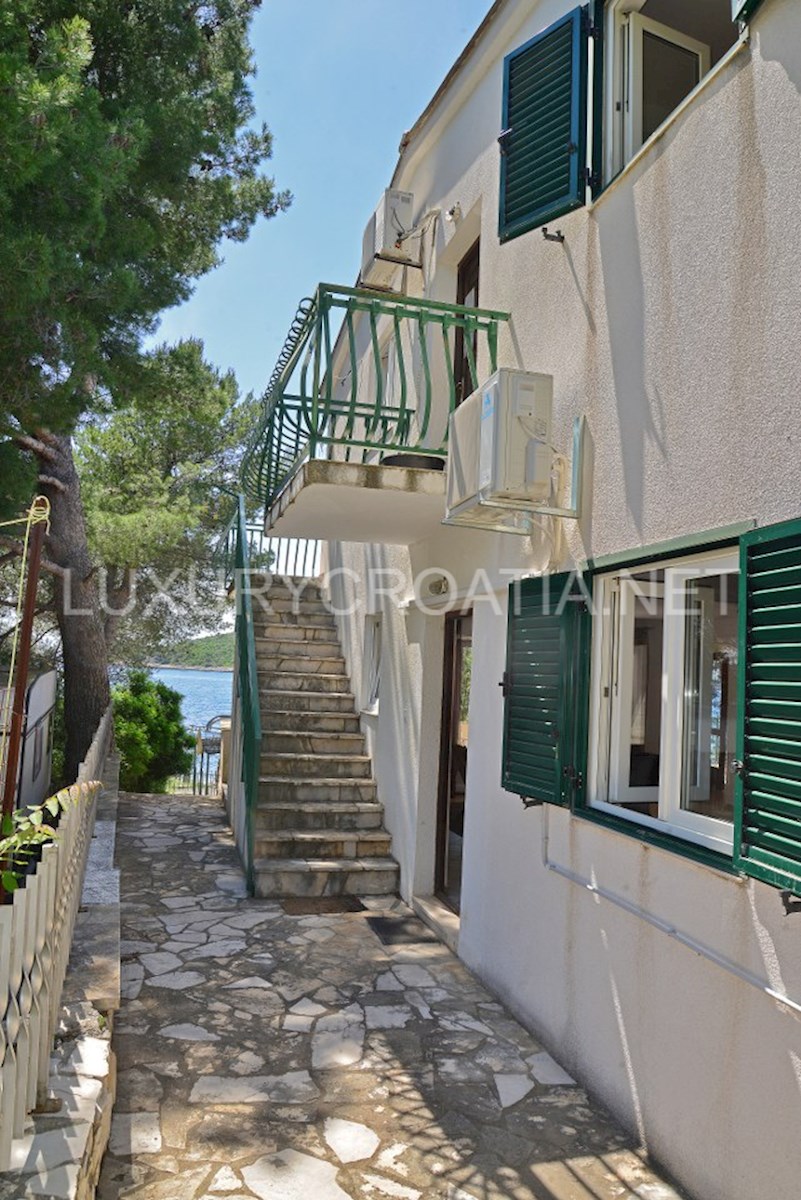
251 575 325 600
252 857 399 899
255 594 332 618
254 800 385 832
257 652 346 674
260 671 352 694
262 710 362 734
264 731 366 756
255 633 340 656
261 690 356 714
255 604 333 624
258 776 378 804
261 752 372 779
254 611 336 631
256 623 339 643
254 829 393 860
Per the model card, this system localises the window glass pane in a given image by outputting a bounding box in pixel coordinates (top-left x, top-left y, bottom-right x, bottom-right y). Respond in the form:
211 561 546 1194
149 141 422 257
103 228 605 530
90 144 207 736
680 574 738 821
627 593 663 794
457 617 472 748
604 575 664 815
642 31 701 141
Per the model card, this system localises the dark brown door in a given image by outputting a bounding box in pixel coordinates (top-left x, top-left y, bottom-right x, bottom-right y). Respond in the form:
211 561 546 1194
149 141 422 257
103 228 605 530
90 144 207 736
436 611 473 911
453 239 480 407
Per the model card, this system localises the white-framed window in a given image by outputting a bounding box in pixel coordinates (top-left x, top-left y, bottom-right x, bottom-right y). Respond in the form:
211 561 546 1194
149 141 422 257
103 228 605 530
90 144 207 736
499 1 754 241
604 0 733 181
588 546 739 855
362 614 382 714
503 518 801 893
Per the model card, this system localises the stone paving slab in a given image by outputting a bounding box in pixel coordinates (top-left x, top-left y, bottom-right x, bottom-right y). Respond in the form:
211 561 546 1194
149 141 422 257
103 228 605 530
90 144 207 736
98 792 690 1200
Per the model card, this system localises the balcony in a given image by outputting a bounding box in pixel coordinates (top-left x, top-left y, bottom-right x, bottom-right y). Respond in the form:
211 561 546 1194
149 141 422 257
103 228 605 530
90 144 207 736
242 284 509 544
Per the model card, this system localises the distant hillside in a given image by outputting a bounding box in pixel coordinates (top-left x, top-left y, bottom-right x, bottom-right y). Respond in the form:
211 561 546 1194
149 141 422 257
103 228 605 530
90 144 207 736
158 632 234 670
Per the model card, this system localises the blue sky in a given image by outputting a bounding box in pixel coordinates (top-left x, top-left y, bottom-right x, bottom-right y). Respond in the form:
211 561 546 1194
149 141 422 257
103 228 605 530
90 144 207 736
153 0 492 399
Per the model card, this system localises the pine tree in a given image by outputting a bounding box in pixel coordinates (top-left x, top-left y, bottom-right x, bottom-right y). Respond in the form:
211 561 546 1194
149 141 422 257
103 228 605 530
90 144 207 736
0 1 288 777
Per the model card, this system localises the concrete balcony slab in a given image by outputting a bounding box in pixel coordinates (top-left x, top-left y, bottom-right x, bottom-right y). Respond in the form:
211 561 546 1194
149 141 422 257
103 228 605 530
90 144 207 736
264 460 446 545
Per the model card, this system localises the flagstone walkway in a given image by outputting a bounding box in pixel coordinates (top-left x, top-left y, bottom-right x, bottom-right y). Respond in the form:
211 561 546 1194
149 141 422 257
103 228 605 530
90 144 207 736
98 792 688 1200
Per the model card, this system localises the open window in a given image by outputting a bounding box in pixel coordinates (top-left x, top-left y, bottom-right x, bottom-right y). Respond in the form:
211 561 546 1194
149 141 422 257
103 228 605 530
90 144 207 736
453 239 480 406
589 548 739 855
499 0 760 241
502 516 801 893
605 0 738 178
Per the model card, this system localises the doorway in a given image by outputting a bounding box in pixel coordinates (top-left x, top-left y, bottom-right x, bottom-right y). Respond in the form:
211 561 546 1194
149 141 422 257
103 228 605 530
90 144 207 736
436 611 472 911
453 239 480 406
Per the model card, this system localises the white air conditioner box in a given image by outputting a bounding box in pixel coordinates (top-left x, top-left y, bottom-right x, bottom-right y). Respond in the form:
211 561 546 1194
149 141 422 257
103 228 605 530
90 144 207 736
360 189 415 287
445 369 553 525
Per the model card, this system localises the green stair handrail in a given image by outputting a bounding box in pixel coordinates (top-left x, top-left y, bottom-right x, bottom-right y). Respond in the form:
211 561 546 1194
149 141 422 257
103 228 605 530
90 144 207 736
222 495 262 894
241 283 510 511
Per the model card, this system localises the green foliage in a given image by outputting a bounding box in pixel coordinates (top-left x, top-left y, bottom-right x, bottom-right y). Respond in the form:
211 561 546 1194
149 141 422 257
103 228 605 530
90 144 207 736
158 632 234 670
113 669 193 792
1 0 290 498
0 787 77 892
74 339 255 659
50 681 66 790
113 669 194 791
460 645 472 726
77 339 247 565
0 442 37 521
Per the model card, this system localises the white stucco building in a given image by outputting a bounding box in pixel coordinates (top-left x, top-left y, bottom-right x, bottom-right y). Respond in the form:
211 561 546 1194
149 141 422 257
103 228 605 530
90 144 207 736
238 2 801 1196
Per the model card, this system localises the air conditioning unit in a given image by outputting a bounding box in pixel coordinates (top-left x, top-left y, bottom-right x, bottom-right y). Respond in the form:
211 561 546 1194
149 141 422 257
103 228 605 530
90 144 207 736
360 189 415 288
445 369 553 527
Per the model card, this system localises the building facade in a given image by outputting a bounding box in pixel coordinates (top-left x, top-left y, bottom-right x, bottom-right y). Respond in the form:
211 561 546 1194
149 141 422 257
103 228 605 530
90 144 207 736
241 2 801 1196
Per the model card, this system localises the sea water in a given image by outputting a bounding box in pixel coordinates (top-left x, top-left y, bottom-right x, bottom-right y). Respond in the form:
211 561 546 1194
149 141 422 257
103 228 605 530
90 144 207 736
149 667 234 738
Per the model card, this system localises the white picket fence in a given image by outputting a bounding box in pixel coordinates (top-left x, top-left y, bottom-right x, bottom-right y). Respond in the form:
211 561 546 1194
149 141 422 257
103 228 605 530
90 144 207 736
0 705 113 1169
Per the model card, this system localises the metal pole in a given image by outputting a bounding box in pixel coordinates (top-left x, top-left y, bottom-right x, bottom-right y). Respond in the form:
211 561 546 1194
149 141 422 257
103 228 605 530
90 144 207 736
2 517 46 822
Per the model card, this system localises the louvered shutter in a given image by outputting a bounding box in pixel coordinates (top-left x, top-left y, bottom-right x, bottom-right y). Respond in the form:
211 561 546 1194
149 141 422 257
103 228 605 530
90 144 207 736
502 572 589 806
735 519 801 891
732 0 764 22
499 8 589 244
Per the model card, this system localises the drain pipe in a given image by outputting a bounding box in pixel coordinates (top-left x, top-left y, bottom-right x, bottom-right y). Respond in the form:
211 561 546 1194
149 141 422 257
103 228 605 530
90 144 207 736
540 805 801 1019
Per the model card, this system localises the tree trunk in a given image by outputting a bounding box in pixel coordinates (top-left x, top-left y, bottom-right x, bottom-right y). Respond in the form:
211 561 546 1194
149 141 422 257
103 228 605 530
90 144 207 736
102 565 135 647
41 435 111 781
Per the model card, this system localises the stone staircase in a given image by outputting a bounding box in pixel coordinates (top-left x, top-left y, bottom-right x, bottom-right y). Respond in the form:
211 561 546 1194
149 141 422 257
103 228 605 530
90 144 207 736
251 576 399 899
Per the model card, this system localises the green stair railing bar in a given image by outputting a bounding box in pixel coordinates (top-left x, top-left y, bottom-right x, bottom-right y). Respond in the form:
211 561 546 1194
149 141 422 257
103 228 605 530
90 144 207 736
242 283 510 510
222 496 262 893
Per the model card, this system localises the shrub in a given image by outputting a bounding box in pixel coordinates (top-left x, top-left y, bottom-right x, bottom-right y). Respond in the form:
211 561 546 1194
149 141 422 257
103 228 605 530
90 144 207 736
113 670 193 793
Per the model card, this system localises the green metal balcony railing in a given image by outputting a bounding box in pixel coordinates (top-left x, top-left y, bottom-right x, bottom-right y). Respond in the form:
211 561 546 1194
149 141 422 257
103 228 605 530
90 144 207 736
241 283 510 510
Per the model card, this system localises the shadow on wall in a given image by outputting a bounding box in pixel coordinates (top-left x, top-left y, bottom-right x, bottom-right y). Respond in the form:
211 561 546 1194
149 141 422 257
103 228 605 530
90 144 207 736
372 542 421 891
757 4 801 98
576 419 596 563
597 183 664 538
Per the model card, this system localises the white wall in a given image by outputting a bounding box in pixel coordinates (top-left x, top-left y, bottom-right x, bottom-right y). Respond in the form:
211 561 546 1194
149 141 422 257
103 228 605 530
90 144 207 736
459 594 801 1200
325 2 801 1197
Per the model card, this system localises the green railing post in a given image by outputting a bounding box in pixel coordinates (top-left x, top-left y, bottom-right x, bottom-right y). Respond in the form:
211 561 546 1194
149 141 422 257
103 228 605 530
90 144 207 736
221 494 262 896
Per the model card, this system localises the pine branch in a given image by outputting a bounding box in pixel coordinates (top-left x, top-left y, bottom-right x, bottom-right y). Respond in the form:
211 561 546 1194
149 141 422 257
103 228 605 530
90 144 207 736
37 474 67 493
0 534 66 579
15 434 58 464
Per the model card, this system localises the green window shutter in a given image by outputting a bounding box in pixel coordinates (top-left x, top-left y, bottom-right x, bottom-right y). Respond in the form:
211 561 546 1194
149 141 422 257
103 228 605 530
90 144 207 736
502 572 589 806
499 7 590 244
735 518 801 891
732 0 764 22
